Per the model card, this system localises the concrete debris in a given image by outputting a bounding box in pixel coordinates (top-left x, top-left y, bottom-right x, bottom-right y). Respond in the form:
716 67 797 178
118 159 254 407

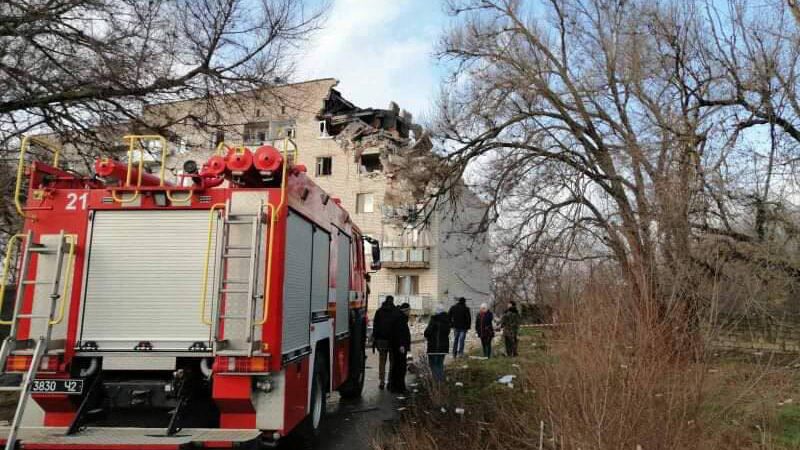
319 92 436 211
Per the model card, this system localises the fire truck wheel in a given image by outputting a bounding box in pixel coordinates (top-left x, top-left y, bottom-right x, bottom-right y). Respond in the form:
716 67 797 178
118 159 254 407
297 357 326 447
338 352 365 399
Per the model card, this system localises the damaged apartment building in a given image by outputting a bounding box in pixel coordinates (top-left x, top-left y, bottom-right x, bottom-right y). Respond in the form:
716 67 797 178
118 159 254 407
70 78 492 313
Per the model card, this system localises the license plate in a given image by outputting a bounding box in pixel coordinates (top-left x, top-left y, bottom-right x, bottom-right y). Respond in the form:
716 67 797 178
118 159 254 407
31 379 83 395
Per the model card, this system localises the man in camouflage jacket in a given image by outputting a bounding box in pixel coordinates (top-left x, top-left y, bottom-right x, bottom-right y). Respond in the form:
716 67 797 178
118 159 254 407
501 301 522 357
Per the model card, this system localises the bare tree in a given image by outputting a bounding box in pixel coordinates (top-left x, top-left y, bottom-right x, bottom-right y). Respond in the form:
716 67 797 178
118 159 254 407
430 0 719 300
0 0 326 238
0 0 326 149
428 0 800 316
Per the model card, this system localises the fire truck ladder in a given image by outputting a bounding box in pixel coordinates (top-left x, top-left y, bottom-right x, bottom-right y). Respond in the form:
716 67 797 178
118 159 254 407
212 204 264 356
0 230 75 450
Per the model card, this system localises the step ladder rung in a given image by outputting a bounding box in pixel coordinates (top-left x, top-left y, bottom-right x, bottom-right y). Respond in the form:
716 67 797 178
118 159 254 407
219 315 249 319
226 219 255 225
219 289 250 294
223 253 251 259
0 386 22 392
28 247 55 254
222 279 249 284
14 314 52 319
224 245 253 250
21 279 55 285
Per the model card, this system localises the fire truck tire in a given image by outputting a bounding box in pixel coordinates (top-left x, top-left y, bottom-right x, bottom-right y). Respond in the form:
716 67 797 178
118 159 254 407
338 353 365 399
296 356 326 447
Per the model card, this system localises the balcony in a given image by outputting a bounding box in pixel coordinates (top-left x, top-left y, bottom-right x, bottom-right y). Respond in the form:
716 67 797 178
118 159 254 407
381 246 430 269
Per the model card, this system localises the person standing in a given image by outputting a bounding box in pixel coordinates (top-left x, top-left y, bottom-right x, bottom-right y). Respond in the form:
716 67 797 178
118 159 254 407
372 296 396 390
388 302 411 393
500 301 521 357
448 297 471 358
475 303 495 358
424 304 451 382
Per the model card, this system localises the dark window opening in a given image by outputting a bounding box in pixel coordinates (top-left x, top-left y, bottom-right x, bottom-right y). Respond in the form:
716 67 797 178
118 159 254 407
213 131 225 146
360 153 382 173
316 157 332 176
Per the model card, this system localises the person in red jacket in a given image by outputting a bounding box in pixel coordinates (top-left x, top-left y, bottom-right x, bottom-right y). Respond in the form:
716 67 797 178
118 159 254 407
475 303 495 358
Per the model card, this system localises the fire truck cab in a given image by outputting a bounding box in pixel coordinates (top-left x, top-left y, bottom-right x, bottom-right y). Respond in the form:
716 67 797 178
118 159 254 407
0 135 376 449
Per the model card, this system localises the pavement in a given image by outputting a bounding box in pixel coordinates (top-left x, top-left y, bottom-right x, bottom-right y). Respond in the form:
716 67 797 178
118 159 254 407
279 351 406 450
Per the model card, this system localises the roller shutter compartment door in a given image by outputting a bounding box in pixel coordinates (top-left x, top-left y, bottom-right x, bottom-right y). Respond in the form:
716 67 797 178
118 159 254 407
80 210 218 351
335 231 351 335
310 228 330 313
281 211 313 354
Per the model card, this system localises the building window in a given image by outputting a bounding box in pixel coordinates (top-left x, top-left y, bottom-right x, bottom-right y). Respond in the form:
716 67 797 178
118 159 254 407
396 275 419 295
269 119 296 140
255 108 262 117
244 122 270 145
316 157 332 176
213 131 225 147
356 193 374 213
360 153 382 173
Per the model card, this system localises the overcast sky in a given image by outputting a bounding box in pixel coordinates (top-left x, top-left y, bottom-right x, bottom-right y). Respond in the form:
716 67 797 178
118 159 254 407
297 0 446 121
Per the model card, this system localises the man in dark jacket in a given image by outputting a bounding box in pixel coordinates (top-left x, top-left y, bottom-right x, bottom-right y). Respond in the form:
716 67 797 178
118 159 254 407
475 303 495 358
424 304 450 382
372 296 396 389
388 302 411 393
448 297 471 358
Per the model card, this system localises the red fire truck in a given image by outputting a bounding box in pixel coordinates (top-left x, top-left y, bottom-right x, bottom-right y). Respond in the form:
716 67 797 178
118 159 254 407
0 135 377 449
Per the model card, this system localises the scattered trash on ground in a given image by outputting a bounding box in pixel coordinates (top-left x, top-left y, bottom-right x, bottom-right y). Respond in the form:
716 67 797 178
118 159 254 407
497 374 516 385
455 381 464 387
455 407 465 415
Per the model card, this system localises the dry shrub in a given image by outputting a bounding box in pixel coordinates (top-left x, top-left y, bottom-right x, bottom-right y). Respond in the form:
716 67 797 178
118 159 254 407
536 274 710 450
375 271 797 450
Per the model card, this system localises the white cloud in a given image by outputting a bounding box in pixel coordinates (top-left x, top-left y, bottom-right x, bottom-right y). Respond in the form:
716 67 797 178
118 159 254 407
297 0 441 119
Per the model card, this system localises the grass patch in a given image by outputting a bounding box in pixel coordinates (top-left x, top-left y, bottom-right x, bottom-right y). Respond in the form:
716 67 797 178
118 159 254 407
778 404 800 446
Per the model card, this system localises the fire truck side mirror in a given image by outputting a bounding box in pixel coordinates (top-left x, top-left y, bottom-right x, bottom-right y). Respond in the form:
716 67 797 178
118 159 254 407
370 244 381 271
363 236 381 271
